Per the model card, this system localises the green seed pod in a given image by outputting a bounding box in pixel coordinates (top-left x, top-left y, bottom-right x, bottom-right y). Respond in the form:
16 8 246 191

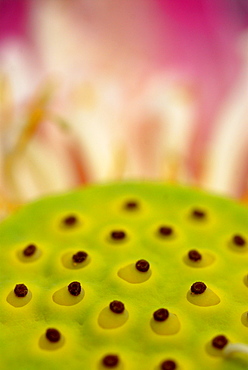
0 182 247 369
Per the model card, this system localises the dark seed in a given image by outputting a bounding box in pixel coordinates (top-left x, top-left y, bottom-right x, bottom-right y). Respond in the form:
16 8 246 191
23 244 36 257
102 355 119 367
68 281 81 296
233 235 246 247
46 328 61 343
109 300 125 314
161 360 177 370
135 259 150 272
188 250 202 262
63 215 78 226
14 284 28 297
191 282 207 295
72 251 88 264
192 209 206 219
124 201 138 210
212 335 229 349
110 231 126 240
158 226 173 236
153 308 169 322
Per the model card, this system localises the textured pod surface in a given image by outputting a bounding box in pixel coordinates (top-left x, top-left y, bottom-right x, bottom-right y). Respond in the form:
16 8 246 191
0 182 248 370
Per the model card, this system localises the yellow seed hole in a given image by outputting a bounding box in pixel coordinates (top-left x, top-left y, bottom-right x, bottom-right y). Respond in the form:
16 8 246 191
205 338 229 357
39 334 65 351
6 290 32 308
187 288 220 307
98 356 124 370
61 251 90 270
241 312 248 327
150 313 180 336
52 286 84 306
17 245 42 263
98 307 129 329
183 251 215 268
118 263 152 284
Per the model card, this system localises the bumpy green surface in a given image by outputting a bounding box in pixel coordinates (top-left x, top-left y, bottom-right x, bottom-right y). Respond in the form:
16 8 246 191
0 182 248 370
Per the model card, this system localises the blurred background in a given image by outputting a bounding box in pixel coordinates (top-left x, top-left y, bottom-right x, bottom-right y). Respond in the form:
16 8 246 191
0 0 248 217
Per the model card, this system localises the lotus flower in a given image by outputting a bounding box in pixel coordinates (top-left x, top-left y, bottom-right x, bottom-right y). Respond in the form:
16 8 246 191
0 0 247 219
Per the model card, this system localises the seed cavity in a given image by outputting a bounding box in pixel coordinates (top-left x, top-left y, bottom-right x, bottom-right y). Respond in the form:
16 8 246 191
7 284 32 307
110 230 126 241
151 309 180 335
160 360 177 370
46 328 61 343
18 243 41 263
72 251 88 264
39 328 64 350
212 335 229 349
118 261 152 284
153 308 169 322
102 355 119 367
135 259 150 272
62 215 78 227
109 300 125 314
23 244 36 257
232 234 246 247
62 250 90 270
187 283 220 306
184 250 215 268
98 302 128 329
188 250 202 262
191 282 207 295
14 284 28 297
241 311 248 327
158 226 173 237
124 200 138 210
68 281 81 296
53 283 84 306
191 209 206 219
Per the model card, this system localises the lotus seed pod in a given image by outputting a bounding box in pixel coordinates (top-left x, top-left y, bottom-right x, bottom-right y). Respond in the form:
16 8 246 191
0 182 247 369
